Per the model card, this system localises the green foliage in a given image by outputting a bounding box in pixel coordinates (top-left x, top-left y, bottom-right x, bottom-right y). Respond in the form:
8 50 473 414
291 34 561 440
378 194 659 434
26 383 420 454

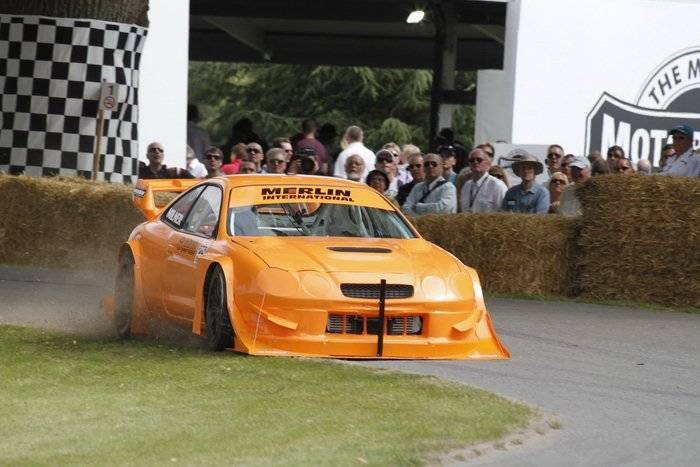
188 62 476 151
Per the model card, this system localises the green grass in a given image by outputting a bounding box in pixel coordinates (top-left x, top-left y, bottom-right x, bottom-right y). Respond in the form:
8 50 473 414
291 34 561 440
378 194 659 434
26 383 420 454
0 326 532 466
486 293 700 314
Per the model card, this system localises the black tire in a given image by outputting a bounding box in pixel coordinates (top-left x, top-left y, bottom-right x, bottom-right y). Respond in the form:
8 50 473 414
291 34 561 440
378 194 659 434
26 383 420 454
205 266 234 351
114 250 135 338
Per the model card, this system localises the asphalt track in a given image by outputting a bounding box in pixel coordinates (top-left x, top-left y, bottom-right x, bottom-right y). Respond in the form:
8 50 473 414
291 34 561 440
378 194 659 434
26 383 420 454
1 266 698 466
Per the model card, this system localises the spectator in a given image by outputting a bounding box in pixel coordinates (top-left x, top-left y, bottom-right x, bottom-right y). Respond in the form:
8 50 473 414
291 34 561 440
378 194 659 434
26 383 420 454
591 157 610 176
288 147 319 175
185 145 207 178
659 143 675 171
402 153 457 216
271 137 294 162
545 144 565 174
138 142 193 179
437 145 458 184
238 161 257 174
204 147 224 178
560 154 575 179
477 142 496 160
548 172 569 214
488 165 509 188
318 123 337 172
501 153 549 214
661 124 700 177
294 119 328 174
606 145 626 173
438 128 467 170
396 153 424 206
222 143 246 175
366 170 397 205
375 149 400 198
618 158 635 175
246 143 264 173
588 150 603 164
344 155 365 182
459 148 507 213
334 126 375 179
264 148 287 174
400 144 421 167
560 155 591 216
220 118 267 156
636 159 652 175
186 104 211 161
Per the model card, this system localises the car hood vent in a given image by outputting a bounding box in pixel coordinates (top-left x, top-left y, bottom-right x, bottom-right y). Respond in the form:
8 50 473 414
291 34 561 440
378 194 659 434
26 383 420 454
327 247 392 253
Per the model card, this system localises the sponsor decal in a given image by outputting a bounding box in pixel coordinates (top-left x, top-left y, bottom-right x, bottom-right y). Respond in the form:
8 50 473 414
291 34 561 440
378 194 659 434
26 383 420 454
133 187 146 198
260 187 354 202
585 47 700 164
165 209 184 226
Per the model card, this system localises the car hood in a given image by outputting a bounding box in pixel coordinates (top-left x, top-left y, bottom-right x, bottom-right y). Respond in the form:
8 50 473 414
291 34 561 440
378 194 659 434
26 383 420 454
230 236 453 274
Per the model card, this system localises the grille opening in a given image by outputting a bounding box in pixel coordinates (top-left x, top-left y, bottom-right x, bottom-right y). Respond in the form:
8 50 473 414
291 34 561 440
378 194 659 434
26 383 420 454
326 314 422 336
340 284 413 299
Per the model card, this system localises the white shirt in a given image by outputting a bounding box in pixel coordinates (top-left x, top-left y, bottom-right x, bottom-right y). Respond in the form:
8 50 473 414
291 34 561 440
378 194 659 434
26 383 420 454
402 177 457 216
187 158 208 178
661 148 700 177
334 141 375 180
459 172 507 213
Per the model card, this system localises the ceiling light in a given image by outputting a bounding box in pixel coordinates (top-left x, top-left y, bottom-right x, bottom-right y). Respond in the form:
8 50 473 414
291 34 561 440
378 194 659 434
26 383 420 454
406 10 425 24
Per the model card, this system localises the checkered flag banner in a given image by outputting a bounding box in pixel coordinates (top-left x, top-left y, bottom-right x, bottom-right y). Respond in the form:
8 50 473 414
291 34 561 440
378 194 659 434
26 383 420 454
0 15 148 183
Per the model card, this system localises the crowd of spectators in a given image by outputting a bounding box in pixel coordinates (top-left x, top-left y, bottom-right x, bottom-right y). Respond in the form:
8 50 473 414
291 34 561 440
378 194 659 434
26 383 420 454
140 112 700 218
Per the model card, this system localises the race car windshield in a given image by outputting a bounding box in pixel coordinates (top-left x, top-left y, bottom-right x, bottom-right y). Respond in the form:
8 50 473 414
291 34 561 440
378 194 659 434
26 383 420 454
227 203 417 239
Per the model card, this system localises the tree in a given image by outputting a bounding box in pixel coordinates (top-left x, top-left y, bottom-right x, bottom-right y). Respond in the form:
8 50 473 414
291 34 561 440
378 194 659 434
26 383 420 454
189 62 476 151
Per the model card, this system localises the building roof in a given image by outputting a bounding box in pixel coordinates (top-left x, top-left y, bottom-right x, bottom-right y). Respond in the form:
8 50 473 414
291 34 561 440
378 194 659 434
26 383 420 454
189 0 506 70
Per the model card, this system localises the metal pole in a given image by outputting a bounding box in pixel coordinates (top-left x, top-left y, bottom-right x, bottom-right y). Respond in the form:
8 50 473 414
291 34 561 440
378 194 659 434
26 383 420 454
377 279 386 357
92 109 104 180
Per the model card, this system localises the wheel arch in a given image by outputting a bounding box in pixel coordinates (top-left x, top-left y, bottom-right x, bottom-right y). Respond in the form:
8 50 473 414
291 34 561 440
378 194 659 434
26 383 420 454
192 256 235 337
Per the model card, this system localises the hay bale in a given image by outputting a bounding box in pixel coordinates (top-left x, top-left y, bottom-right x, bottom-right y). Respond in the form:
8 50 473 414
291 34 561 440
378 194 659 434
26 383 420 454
413 213 577 296
0 175 143 271
576 175 700 307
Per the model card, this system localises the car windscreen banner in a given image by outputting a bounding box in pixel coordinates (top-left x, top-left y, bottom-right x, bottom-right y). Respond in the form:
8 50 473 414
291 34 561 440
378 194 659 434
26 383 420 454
229 185 393 209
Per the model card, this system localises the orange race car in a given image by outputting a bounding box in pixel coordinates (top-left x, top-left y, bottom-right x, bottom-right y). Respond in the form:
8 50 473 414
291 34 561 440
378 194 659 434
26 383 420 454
108 174 509 359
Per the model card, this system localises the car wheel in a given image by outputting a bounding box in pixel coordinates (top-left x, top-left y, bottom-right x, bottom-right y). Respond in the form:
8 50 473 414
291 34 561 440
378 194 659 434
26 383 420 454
114 250 135 338
205 267 234 351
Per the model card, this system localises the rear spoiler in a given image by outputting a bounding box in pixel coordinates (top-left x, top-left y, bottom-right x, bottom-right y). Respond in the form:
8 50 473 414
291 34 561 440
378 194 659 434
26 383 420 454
132 178 202 221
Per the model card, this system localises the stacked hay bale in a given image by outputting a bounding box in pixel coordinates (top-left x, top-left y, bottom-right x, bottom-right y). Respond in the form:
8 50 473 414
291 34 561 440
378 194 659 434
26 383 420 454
414 213 577 296
0 175 142 271
576 175 700 307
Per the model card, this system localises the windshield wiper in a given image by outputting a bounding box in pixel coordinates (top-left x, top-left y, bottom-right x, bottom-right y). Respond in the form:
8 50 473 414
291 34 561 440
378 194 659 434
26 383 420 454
281 205 310 235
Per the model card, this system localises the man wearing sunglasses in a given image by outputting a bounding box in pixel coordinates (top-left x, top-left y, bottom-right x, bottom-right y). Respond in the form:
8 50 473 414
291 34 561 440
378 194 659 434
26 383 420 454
264 148 288 174
138 142 193 179
204 147 224 178
545 144 565 175
661 125 700 177
402 153 456 216
245 143 264 173
396 153 424 206
459 148 507 213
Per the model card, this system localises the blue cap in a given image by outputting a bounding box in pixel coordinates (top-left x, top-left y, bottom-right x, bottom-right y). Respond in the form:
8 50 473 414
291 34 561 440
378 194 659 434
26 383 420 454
668 124 695 136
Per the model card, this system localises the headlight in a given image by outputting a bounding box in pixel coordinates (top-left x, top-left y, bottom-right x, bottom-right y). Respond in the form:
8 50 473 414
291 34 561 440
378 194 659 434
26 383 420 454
421 275 447 299
299 271 333 297
256 268 300 296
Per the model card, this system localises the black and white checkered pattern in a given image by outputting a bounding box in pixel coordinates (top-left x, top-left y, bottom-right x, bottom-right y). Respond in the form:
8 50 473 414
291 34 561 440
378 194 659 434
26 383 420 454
0 15 147 183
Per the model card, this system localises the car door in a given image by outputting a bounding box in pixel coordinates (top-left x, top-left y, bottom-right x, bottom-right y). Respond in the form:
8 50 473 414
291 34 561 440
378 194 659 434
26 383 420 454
163 185 223 322
150 185 206 316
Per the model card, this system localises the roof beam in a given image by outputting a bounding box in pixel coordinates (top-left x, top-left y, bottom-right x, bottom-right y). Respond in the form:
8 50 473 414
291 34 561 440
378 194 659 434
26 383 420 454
202 16 272 60
191 0 506 26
